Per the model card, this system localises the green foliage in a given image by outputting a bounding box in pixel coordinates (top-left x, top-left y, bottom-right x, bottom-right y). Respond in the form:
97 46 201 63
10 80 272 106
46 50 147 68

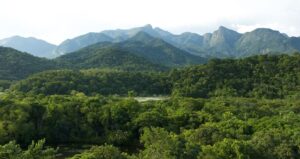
0 80 12 91
11 69 171 96
69 145 127 159
200 138 256 159
171 54 300 99
0 139 57 159
139 127 180 159
55 46 167 71
1 92 299 158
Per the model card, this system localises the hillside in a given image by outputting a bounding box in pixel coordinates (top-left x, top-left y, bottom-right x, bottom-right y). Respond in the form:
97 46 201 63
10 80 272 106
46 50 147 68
0 47 57 80
55 45 167 71
171 53 300 98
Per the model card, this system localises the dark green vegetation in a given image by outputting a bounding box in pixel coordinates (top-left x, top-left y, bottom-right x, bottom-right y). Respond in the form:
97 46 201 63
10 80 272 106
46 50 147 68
1 93 300 158
11 70 170 96
0 139 57 159
171 53 300 99
55 47 167 71
11 54 300 99
0 47 57 80
0 53 300 158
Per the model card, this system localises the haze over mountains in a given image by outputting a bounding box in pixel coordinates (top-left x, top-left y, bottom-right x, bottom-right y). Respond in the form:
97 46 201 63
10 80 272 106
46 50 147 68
1 25 300 59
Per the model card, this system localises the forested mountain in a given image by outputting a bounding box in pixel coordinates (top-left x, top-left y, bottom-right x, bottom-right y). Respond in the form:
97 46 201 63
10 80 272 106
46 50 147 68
0 47 57 80
53 25 300 58
0 34 204 81
116 32 206 66
56 32 206 68
0 44 167 82
0 36 56 58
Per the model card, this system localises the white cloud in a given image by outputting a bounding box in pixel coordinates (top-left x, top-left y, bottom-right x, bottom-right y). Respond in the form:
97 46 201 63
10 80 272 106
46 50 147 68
0 0 300 44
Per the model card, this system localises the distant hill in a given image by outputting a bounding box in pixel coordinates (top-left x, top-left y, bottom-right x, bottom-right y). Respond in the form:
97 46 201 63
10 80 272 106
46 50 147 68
0 47 57 80
56 32 206 68
55 33 113 55
236 28 297 57
0 36 56 58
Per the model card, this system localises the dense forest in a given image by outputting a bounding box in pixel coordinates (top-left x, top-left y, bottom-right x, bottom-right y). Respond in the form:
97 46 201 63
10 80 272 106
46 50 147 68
10 54 300 99
1 93 300 158
0 53 300 158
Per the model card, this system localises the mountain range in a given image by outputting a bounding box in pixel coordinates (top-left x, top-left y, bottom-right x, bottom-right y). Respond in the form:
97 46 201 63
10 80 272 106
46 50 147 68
0 32 206 79
1 25 300 59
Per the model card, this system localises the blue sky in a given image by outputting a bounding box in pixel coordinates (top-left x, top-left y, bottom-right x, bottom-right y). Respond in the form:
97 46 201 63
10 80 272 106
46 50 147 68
1 0 300 44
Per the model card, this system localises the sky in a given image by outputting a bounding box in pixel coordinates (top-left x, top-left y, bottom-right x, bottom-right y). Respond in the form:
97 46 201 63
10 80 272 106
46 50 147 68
1 0 300 44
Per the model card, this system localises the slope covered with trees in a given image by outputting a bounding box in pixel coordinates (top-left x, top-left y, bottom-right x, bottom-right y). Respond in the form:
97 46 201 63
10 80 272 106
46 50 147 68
55 45 167 71
0 47 57 80
171 53 300 99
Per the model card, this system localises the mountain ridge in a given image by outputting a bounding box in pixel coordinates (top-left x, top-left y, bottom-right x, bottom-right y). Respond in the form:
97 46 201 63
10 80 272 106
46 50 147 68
2 25 300 59
53 25 300 58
